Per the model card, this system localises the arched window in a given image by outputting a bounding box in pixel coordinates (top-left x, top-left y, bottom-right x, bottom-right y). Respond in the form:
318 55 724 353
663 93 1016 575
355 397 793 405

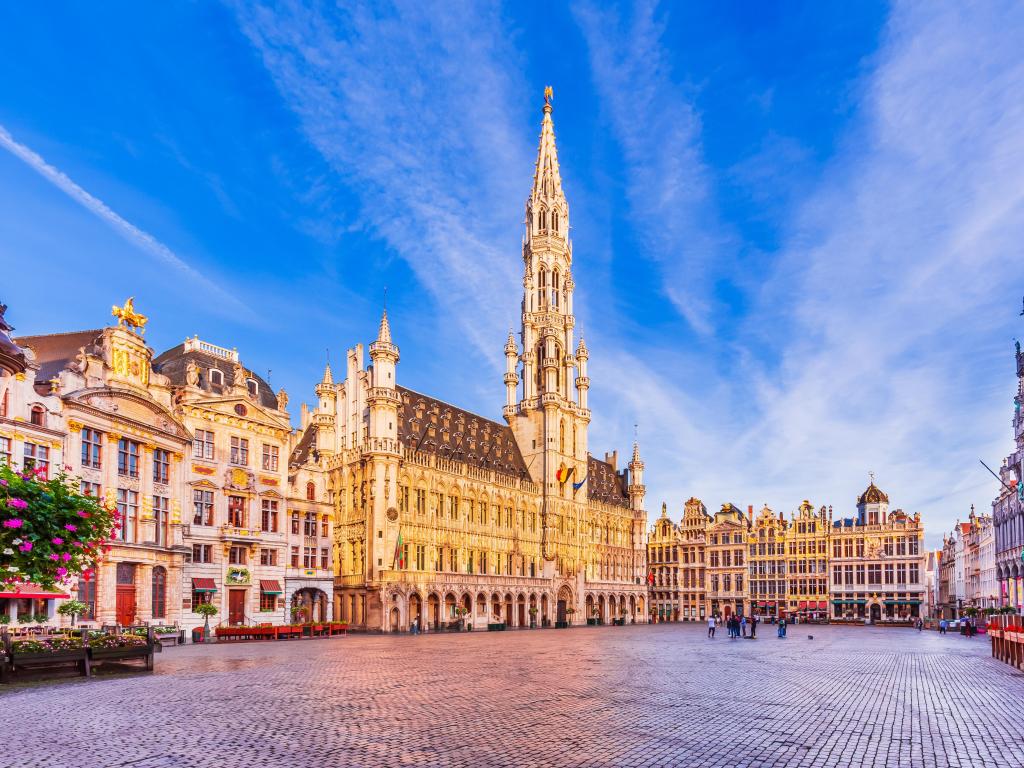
210 369 223 387
29 406 45 426
552 210 559 232
552 270 560 308
247 378 259 397
538 267 547 308
540 209 548 231
306 481 316 501
151 566 167 619
559 420 565 453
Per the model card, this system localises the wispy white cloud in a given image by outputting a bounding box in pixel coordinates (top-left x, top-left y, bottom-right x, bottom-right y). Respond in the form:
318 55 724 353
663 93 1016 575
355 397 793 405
0 124 249 316
573 0 732 336
230 2 531 367
576 2 1024 547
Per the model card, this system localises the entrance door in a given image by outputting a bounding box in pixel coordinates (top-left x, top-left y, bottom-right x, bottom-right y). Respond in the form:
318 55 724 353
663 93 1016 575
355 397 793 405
723 605 732 620
557 599 566 623
870 603 881 622
228 589 246 625
115 586 136 626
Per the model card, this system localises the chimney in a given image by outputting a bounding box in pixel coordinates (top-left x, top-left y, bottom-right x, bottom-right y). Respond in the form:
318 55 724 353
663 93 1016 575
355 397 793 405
748 505 753 520
301 402 309 430
604 450 617 470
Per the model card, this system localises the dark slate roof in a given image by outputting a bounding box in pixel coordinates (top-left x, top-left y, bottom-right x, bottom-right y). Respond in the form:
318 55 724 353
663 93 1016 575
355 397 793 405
587 455 629 507
15 330 104 389
0 304 26 374
289 424 318 467
153 343 279 410
397 386 528 477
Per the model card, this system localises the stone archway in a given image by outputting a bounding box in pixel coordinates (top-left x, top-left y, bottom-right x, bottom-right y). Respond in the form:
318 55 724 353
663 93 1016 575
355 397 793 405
427 593 441 629
517 593 527 628
870 602 882 622
292 587 329 623
476 592 487 623
409 593 422 630
389 606 400 632
557 585 573 625
445 592 457 623
491 593 502 623
504 593 514 627
541 593 550 626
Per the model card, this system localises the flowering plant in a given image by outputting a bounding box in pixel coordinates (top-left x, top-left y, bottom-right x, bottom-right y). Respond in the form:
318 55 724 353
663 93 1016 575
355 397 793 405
0 464 115 590
11 636 83 654
88 633 147 649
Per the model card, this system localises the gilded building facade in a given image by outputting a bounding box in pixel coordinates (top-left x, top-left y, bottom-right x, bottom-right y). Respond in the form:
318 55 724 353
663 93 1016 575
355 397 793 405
310 92 648 632
785 500 831 621
705 503 750 619
17 303 192 627
648 504 681 621
748 505 787 620
678 497 709 621
829 482 925 621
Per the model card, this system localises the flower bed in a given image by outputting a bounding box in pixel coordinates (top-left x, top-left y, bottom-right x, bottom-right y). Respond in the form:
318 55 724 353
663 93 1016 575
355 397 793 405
11 635 86 662
88 633 153 668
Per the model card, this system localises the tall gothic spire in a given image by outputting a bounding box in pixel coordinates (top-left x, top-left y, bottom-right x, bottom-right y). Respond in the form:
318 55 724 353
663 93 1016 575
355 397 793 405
377 309 392 344
530 86 567 218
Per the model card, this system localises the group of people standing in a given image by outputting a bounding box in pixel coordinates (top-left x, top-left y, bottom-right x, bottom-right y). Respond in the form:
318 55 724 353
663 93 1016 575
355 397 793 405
707 614 760 639
938 617 978 636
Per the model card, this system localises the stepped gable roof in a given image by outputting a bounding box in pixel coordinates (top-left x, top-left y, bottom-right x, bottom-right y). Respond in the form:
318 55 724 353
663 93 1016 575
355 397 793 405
290 424 318 467
396 386 528 477
15 329 104 390
153 343 278 410
857 482 889 505
587 454 629 508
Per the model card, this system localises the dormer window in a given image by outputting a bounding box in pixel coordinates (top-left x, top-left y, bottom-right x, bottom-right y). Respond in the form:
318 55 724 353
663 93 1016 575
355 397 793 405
247 378 259 397
29 405 45 427
210 369 223 387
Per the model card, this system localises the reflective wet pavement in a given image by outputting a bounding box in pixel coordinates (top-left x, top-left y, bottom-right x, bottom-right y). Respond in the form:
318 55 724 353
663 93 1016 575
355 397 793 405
5 623 1023 767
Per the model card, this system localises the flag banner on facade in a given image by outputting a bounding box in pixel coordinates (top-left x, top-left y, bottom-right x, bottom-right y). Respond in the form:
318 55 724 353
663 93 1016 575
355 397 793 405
555 463 573 484
393 529 404 569
572 473 587 492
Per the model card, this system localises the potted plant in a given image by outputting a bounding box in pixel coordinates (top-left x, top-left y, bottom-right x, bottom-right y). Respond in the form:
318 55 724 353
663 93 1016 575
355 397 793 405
88 632 151 665
528 606 538 629
291 605 310 635
57 599 89 627
194 602 218 644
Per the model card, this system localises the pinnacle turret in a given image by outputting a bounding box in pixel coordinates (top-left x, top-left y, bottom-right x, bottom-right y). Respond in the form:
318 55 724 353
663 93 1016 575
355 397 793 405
377 309 393 344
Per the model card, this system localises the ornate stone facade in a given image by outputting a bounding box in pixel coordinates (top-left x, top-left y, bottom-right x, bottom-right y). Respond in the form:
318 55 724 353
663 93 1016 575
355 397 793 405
308 92 649 632
993 340 1024 610
748 504 788 620
705 503 750 619
784 500 831 621
829 482 925 622
16 304 191 627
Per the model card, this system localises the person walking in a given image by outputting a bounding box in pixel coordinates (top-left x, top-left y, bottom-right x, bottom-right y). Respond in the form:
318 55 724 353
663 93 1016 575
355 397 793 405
740 615 748 638
939 618 947 635
777 617 786 638
750 614 758 639
707 615 716 639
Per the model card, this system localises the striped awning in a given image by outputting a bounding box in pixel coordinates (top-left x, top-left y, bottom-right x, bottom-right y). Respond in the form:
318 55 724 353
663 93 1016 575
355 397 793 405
260 579 283 595
191 578 218 592
0 583 70 599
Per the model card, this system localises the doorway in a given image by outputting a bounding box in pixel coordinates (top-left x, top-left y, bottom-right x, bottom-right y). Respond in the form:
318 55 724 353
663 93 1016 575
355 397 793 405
870 603 881 622
228 589 246 625
115 563 136 626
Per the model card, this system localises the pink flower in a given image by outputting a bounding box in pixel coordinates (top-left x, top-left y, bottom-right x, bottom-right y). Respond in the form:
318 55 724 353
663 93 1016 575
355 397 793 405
61 553 72 562
64 524 77 532
77 510 89 518
18 541 32 552
51 537 64 545
56 567 68 578
0 479 7 486
73 541 83 548
49 553 60 561
2 518 23 528
6 498 27 510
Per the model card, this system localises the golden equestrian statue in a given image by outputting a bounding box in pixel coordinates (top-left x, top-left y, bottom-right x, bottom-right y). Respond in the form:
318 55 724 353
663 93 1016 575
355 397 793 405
544 85 553 104
111 297 148 335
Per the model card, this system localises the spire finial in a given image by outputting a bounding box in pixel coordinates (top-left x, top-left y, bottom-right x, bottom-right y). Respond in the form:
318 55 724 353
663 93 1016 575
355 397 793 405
869 470 875 486
544 85 553 109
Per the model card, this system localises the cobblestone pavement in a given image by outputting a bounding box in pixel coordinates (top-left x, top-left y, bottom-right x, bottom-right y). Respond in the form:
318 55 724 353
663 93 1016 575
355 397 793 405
5 623 1023 768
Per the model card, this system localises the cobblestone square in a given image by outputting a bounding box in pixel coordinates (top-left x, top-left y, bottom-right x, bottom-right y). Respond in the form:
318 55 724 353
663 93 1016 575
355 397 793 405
6 624 1024 768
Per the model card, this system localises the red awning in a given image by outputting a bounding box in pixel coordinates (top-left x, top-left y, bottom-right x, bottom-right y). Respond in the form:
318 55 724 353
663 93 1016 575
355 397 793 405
798 601 808 609
259 580 283 595
818 601 828 610
191 578 218 592
0 583 70 599
757 601 767 607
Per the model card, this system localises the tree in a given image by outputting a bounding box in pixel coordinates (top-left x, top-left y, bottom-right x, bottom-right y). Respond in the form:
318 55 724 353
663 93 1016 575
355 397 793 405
195 601 218 643
1 464 116 591
57 599 89 627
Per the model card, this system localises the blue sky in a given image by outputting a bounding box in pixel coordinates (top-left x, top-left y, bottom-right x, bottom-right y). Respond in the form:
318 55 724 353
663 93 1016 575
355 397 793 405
2 2 1022 548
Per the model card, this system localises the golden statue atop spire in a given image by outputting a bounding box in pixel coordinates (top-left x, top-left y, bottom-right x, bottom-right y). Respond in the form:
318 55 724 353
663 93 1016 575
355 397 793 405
543 85 553 106
112 297 148 335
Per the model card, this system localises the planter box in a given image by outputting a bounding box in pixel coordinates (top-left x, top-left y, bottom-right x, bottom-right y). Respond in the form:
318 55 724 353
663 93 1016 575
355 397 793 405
12 649 87 666
587 618 598 626
89 646 152 661
487 623 506 631
156 635 178 648
555 621 569 629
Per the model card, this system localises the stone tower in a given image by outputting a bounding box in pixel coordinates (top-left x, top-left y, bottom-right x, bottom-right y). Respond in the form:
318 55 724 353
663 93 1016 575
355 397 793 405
505 88 592 559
